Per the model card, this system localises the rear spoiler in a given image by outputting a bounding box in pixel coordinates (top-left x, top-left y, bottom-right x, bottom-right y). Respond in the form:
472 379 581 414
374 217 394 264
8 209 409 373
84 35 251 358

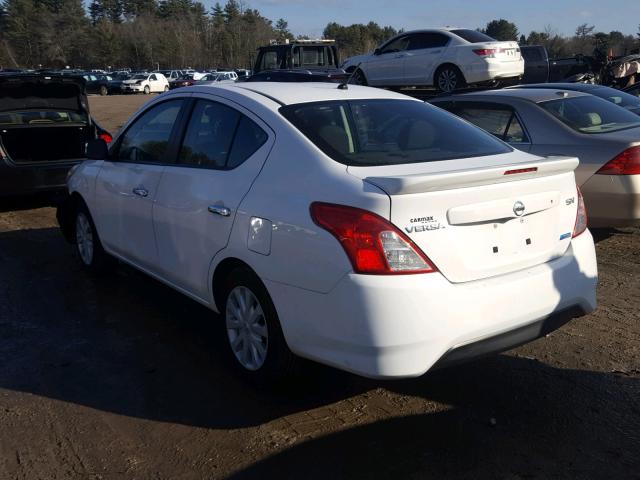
364 156 579 195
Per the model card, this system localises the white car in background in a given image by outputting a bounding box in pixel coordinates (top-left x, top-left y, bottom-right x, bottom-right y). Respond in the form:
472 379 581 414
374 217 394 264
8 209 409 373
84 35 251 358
196 71 238 85
342 28 524 92
121 73 169 94
58 82 596 382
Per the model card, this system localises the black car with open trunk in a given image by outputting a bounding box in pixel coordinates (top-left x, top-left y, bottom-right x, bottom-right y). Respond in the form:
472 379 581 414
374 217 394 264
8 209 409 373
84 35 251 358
0 74 111 196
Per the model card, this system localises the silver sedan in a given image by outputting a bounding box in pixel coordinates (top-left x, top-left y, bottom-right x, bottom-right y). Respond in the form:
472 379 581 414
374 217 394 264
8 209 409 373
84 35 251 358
431 88 640 227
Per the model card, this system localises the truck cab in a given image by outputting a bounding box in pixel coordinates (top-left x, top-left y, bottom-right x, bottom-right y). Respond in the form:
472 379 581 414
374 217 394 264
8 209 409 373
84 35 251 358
253 39 341 74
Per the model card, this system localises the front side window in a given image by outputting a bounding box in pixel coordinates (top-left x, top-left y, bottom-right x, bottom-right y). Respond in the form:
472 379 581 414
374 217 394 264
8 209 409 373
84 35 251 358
260 51 279 70
540 95 640 134
280 99 511 167
380 36 409 54
117 99 183 163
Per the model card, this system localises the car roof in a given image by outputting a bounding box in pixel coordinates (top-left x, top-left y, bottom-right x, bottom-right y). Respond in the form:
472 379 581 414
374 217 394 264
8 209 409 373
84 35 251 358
207 82 416 107
436 88 589 103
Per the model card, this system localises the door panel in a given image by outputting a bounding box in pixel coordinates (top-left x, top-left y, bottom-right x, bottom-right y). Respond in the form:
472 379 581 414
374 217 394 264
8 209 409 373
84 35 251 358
153 99 274 299
403 33 449 85
94 98 185 268
366 36 409 86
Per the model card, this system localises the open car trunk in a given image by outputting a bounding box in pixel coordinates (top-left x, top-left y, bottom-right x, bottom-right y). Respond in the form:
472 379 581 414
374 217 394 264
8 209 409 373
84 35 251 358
0 124 90 163
0 75 92 164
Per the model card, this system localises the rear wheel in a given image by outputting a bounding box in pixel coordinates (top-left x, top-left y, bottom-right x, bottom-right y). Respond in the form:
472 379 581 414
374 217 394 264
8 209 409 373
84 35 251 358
221 267 297 383
74 204 110 273
99 85 108 96
143 85 150 95
435 65 466 93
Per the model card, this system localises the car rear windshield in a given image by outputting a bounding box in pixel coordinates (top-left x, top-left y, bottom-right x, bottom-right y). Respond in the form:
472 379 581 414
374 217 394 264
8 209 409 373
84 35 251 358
280 99 512 167
451 29 496 43
0 110 87 125
592 86 640 114
540 95 640 134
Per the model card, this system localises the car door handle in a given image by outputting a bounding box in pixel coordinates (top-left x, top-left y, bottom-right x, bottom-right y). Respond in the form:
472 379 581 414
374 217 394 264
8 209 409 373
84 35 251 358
208 205 231 217
132 187 149 197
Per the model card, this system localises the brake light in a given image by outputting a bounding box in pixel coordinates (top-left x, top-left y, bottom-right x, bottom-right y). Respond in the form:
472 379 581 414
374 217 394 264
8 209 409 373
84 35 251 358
504 167 537 175
310 202 437 275
473 49 497 57
595 146 640 175
98 132 112 144
572 187 587 238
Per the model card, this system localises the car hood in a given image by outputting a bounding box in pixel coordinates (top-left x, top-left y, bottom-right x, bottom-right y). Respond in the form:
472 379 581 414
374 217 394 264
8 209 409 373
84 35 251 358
0 74 89 113
341 53 372 69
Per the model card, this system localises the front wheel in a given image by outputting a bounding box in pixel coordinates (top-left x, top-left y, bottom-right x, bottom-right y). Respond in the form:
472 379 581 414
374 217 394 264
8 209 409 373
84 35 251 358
163 85 169 92
349 69 368 86
99 85 108 96
143 85 150 95
435 65 466 93
222 267 297 383
74 204 110 273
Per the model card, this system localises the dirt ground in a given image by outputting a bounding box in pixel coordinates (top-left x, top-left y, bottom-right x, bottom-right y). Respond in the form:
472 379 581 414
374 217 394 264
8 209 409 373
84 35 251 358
0 94 638 480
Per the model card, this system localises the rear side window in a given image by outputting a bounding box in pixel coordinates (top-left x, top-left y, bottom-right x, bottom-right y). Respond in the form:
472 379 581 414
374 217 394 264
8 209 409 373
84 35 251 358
407 33 449 50
451 29 496 43
179 99 268 169
280 99 511 167
521 48 543 62
540 95 640 134
452 104 529 143
117 99 183 164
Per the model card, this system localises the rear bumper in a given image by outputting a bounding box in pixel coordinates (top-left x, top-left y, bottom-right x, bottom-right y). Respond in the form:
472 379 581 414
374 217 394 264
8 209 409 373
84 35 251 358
581 174 640 227
0 158 78 197
266 230 597 379
463 58 524 84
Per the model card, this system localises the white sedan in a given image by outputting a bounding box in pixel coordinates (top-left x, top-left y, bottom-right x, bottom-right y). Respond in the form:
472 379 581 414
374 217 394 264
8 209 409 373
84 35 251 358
58 82 596 381
121 73 170 94
342 28 524 92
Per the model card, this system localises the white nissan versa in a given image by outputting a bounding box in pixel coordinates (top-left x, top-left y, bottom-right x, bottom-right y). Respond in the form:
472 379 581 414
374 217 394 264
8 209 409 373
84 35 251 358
57 82 597 381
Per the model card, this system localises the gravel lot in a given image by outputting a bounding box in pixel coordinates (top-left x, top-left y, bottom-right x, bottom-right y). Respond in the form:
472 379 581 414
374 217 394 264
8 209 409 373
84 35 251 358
0 94 638 480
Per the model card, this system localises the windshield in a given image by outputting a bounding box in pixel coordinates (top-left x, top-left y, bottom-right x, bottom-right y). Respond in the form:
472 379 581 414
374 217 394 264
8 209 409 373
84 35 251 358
0 109 87 125
280 99 512 167
592 86 640 114
451 29 496 43
540 95 640 134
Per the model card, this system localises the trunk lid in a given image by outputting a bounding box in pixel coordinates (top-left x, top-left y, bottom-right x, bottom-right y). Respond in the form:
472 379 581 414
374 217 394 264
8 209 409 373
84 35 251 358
0 75 88 114
348 153 580 283
472 41 522 62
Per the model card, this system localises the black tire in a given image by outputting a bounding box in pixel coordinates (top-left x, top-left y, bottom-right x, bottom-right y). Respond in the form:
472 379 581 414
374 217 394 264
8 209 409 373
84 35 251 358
221 267 297 383
163 85 169 92
435 65 466 93
143 85 150 95
350 68 368 86
99 85 108 96
74 202 110 273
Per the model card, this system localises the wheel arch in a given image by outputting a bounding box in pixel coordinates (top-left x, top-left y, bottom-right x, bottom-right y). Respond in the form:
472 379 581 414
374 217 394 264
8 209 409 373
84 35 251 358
433 62 466 84
211 256 261 313
57 191 88 243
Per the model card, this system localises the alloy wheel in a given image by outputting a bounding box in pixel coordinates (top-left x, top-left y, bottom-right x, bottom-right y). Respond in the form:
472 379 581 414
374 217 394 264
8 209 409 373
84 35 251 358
438 69 459 92
76 212 94 266
225 286 269 371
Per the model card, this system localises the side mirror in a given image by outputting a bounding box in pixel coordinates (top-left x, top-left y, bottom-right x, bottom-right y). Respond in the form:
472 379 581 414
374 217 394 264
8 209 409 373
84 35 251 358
374 48 381 55
86 138 108 160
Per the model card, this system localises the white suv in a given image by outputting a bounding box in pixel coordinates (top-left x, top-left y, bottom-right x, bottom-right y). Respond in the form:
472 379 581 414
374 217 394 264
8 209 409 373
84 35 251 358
59 83 596 381
342 28 524 92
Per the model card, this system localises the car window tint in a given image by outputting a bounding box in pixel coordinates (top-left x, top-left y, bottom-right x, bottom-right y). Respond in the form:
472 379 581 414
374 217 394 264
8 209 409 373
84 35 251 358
408 33 449 50
179 100 240 169
301 47 328 66
117 99 183 164
227 116 268 169
450 29 496 43
522 48 543 62
280 100 511 167
456 107 513 139
261 51 278 70
381 36 409 54
505 115 528 143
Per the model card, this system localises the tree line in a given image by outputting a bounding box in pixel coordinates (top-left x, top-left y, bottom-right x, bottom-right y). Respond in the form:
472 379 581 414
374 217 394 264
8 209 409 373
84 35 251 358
480 18 640 58
1 3 639 71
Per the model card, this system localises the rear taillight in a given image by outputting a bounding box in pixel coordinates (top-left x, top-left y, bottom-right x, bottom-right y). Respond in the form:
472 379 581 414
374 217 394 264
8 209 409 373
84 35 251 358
310 202 437 275
98 132 112 144
473 48 497 57
573 187 587 238
595 146 640 175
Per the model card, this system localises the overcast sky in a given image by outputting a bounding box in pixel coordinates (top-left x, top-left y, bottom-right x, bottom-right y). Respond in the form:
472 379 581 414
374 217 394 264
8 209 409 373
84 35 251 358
225 0 640 39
